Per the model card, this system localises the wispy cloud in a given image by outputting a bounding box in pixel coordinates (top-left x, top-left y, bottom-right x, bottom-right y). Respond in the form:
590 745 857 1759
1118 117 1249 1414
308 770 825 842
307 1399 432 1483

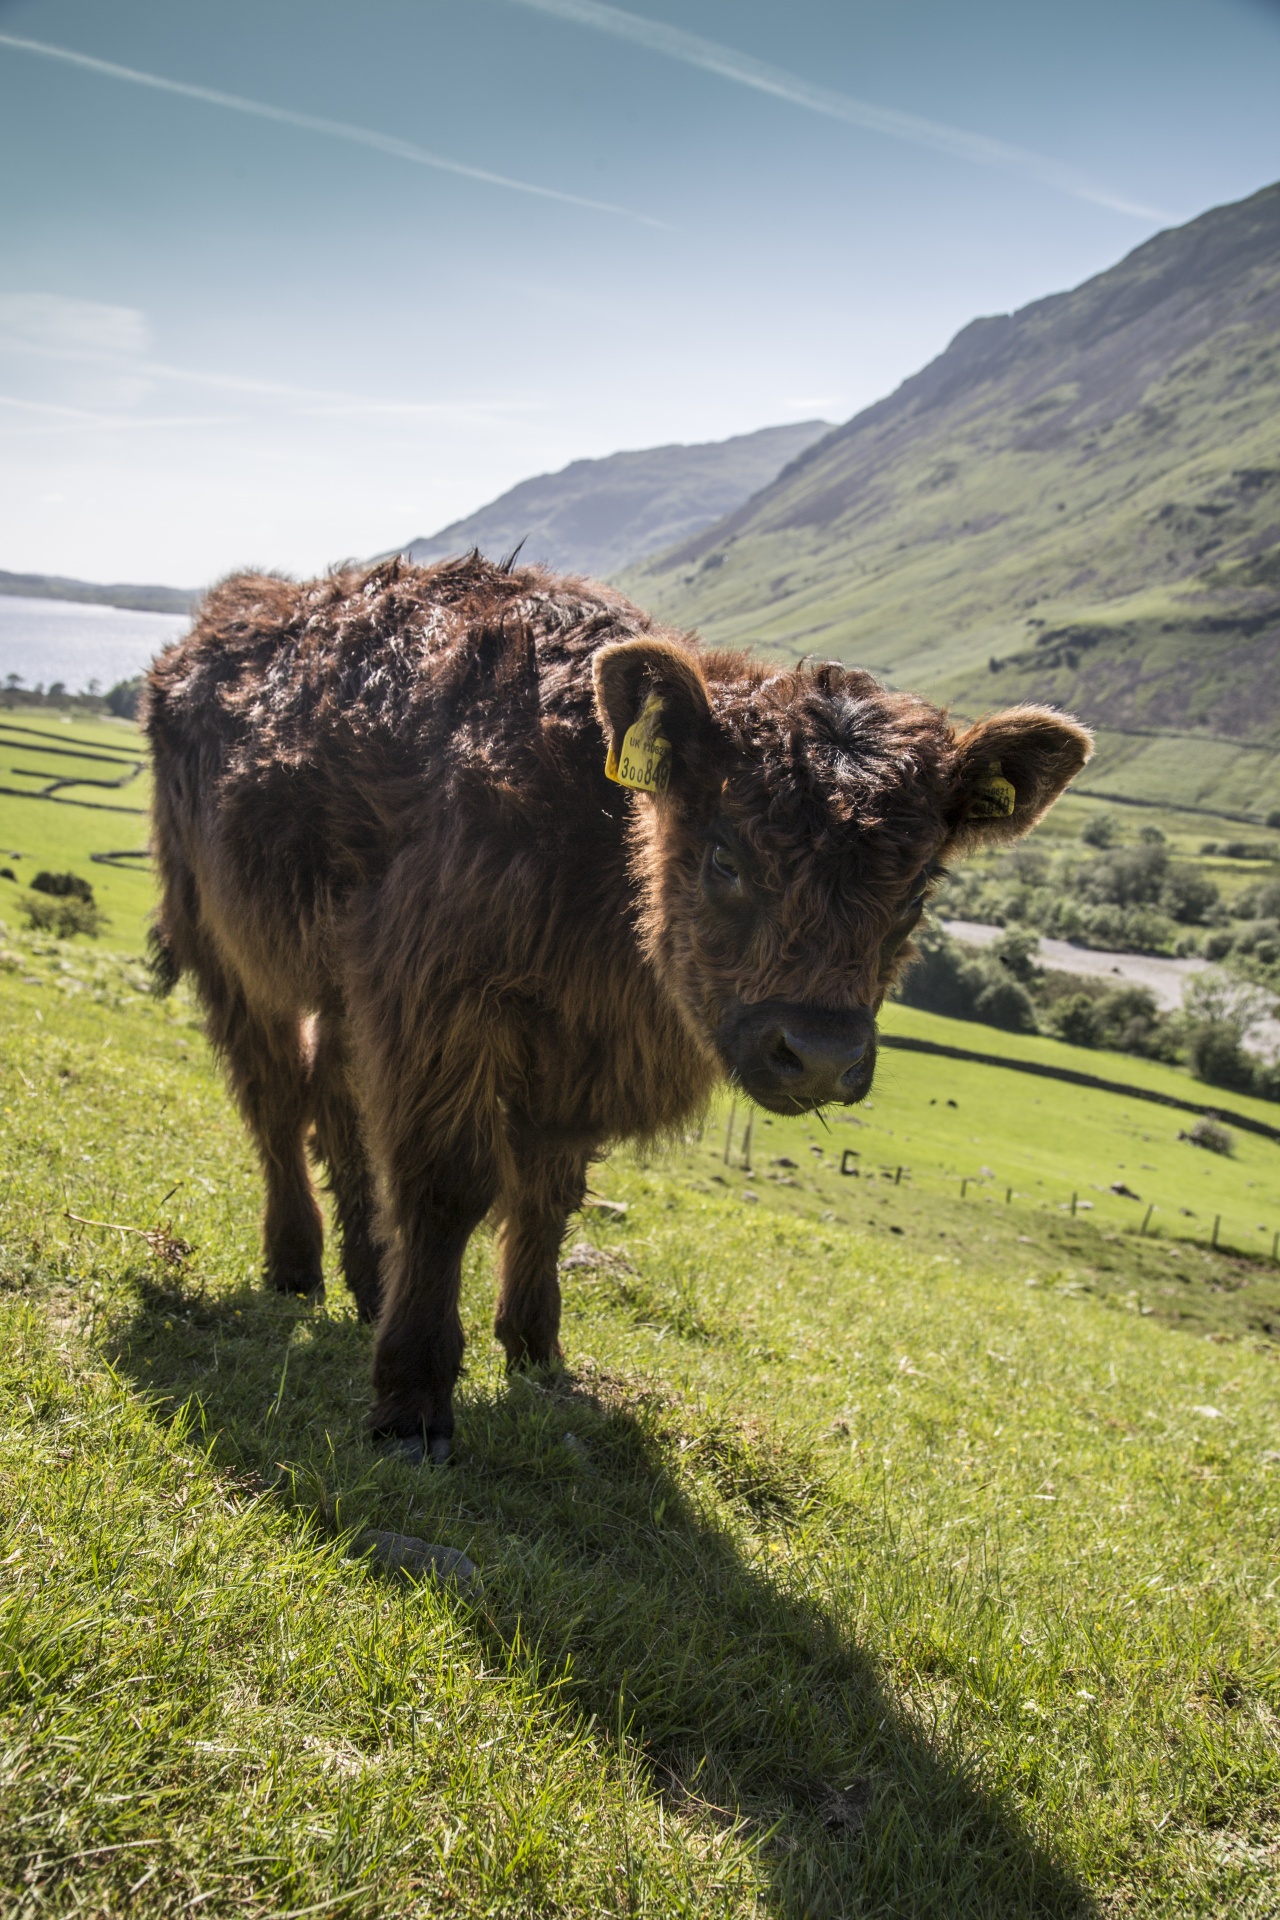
0 312 540 422
0 392 237 435
505 0 1176 222
0 30 667 229
0 293 151 357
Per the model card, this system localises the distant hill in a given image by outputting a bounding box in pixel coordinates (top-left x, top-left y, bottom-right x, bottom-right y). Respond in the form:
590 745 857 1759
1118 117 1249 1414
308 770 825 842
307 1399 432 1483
392 421 832 580
0 570 197 616
623 183 1280 822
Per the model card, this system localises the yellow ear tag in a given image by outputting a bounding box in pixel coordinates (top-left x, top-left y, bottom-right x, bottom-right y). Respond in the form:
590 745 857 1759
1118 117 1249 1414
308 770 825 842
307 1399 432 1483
969 760 1017 820
605 691 673 795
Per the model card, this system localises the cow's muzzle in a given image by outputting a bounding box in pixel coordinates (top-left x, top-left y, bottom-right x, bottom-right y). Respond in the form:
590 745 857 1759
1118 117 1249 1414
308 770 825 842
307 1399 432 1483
715 999 877 1113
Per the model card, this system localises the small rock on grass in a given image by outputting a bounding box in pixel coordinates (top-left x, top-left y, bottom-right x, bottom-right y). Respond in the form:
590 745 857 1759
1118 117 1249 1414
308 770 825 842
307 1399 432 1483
354 1529 476 1586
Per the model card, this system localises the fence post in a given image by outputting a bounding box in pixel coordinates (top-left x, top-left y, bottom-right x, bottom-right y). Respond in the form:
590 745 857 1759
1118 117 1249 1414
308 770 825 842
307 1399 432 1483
895 1166 903 1186
1273 1229 1279 1264
1071 1191 1078 1216
723 1101 736 1166
961 1178 968 1198
1211 1214 1221 1249
740 1113 753 1173
1140 1203 1154 1236
1005 1187 1012 1205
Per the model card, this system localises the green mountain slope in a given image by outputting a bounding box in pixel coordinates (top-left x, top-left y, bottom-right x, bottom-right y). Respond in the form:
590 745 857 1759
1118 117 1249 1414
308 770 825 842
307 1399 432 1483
393 419 830 579
622 184 1280 818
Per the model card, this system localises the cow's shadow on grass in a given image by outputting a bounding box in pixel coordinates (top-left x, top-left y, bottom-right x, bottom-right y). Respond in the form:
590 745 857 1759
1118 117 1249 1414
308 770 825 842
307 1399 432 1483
110 1266 1092 1919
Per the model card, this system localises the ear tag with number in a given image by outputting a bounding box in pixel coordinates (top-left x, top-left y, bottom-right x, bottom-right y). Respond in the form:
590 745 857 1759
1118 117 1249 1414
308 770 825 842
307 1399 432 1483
605 690 673 795
969 759 1017 820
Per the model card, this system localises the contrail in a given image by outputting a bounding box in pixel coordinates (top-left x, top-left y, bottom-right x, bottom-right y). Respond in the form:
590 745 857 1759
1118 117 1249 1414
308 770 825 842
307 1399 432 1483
0 330 539 422
505 0 1176 223
0 30 668 229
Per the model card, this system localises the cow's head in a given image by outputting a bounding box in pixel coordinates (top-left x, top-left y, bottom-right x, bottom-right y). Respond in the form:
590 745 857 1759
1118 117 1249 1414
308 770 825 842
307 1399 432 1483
595 636 1091 1113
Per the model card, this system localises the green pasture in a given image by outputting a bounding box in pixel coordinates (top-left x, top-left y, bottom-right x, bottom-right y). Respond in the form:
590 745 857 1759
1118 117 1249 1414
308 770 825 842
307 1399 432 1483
3 721 1280 1914
0 709 152 950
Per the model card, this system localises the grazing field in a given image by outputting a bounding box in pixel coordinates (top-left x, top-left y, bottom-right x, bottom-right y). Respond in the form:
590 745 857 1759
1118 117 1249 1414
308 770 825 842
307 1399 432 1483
0 709 153 951
1 897 1279 1914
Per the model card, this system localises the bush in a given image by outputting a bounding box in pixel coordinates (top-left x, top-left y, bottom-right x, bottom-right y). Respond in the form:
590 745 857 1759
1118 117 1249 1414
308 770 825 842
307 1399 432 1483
971 975 1038 1032
21 893 107 938
1236 879 1280 920
30 870 94 904
1180 1116 1234 1155
1160 867 1220 924
896 930 1036 1032
1080 812 1117 848
105 677 144 720
1044 983 1177 1059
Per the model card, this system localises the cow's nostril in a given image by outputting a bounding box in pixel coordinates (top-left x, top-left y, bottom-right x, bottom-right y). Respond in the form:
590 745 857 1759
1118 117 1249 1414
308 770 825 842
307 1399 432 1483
840 1040 868 1077
770 1032 805 1079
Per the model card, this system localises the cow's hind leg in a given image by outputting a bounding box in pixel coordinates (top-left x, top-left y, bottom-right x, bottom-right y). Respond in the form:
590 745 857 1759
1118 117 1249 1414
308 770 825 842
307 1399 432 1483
494 1143 590 1372
201 968 324 1297
310 1014 382 1323
370 1140 498 1463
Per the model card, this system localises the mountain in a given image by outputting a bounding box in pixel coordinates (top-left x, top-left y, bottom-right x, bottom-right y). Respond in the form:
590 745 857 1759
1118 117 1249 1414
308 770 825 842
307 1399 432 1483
622 183 1280 822
0 569 197 616
392 421 831 580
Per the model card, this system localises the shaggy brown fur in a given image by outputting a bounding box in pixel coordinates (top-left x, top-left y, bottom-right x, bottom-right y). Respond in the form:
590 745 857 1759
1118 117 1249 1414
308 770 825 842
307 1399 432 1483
146 554 1090 1458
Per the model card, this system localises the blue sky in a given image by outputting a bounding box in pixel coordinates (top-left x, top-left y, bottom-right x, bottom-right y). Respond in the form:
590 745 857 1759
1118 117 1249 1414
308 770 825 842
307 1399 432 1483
2 0 1278 585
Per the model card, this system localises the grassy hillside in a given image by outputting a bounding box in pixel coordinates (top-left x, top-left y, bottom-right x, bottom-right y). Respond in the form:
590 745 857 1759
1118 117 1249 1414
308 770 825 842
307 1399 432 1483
0 710 153 950
4 721 1280 1912
2 933 1279 1915
396 421 831 581
623 184 1280 822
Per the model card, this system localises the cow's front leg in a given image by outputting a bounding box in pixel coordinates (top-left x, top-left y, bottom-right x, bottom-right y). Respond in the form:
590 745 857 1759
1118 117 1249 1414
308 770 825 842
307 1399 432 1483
370 1144 497 1463
494 1143 591 1372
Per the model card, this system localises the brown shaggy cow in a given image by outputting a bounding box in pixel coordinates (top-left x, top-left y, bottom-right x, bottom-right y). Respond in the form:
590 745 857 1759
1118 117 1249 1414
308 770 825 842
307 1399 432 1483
146 554 1089 1460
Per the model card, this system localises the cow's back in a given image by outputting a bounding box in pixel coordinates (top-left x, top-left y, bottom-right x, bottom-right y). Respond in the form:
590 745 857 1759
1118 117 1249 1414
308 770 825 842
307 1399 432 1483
145 555 656 1011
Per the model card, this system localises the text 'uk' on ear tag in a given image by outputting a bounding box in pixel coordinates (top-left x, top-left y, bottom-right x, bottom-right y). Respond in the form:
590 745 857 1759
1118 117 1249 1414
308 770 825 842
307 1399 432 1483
605 691 673 795
968 760 1017 820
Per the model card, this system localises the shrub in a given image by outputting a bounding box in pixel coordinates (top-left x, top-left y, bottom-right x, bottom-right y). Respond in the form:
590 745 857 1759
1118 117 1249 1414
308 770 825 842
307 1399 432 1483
31 870 95 904
21 893 107 938
896 930 1036 1032
1045 983 1176 1059
989 926 1042 985
1160 867 1219 924
1236 880 1280 920
105 676 144 719
1080 812 1117 848
1180 1116 1234 1155
971 975 1037 1032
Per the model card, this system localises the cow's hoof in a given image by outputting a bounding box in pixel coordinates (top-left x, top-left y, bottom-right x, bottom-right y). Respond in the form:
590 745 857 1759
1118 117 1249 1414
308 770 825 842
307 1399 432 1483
375 1432 452 1467
266 1264 324 1300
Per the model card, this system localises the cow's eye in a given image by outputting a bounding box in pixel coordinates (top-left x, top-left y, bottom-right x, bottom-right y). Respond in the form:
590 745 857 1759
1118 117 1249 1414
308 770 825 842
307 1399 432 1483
711 843 741 885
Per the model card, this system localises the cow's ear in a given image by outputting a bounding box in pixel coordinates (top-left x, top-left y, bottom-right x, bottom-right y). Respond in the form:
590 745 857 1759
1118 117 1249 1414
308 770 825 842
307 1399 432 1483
949 706 1092 846
593 638 717 799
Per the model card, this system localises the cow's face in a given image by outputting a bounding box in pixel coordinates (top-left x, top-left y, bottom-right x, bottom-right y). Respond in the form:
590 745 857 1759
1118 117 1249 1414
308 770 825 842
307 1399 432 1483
596 638 1091 1115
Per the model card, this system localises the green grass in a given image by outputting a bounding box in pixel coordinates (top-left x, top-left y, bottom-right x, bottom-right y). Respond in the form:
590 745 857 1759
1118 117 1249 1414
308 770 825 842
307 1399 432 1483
0 710 153 951
2 929 1280 1916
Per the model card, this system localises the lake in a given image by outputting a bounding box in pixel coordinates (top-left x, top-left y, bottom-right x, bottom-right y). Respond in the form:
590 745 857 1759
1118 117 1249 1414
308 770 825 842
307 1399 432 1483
0 595 191 694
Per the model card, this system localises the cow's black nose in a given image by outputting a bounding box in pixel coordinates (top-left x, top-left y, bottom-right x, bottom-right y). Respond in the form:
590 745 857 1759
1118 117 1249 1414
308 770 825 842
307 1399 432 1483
769 1025 868 1104
715 999 877 1112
